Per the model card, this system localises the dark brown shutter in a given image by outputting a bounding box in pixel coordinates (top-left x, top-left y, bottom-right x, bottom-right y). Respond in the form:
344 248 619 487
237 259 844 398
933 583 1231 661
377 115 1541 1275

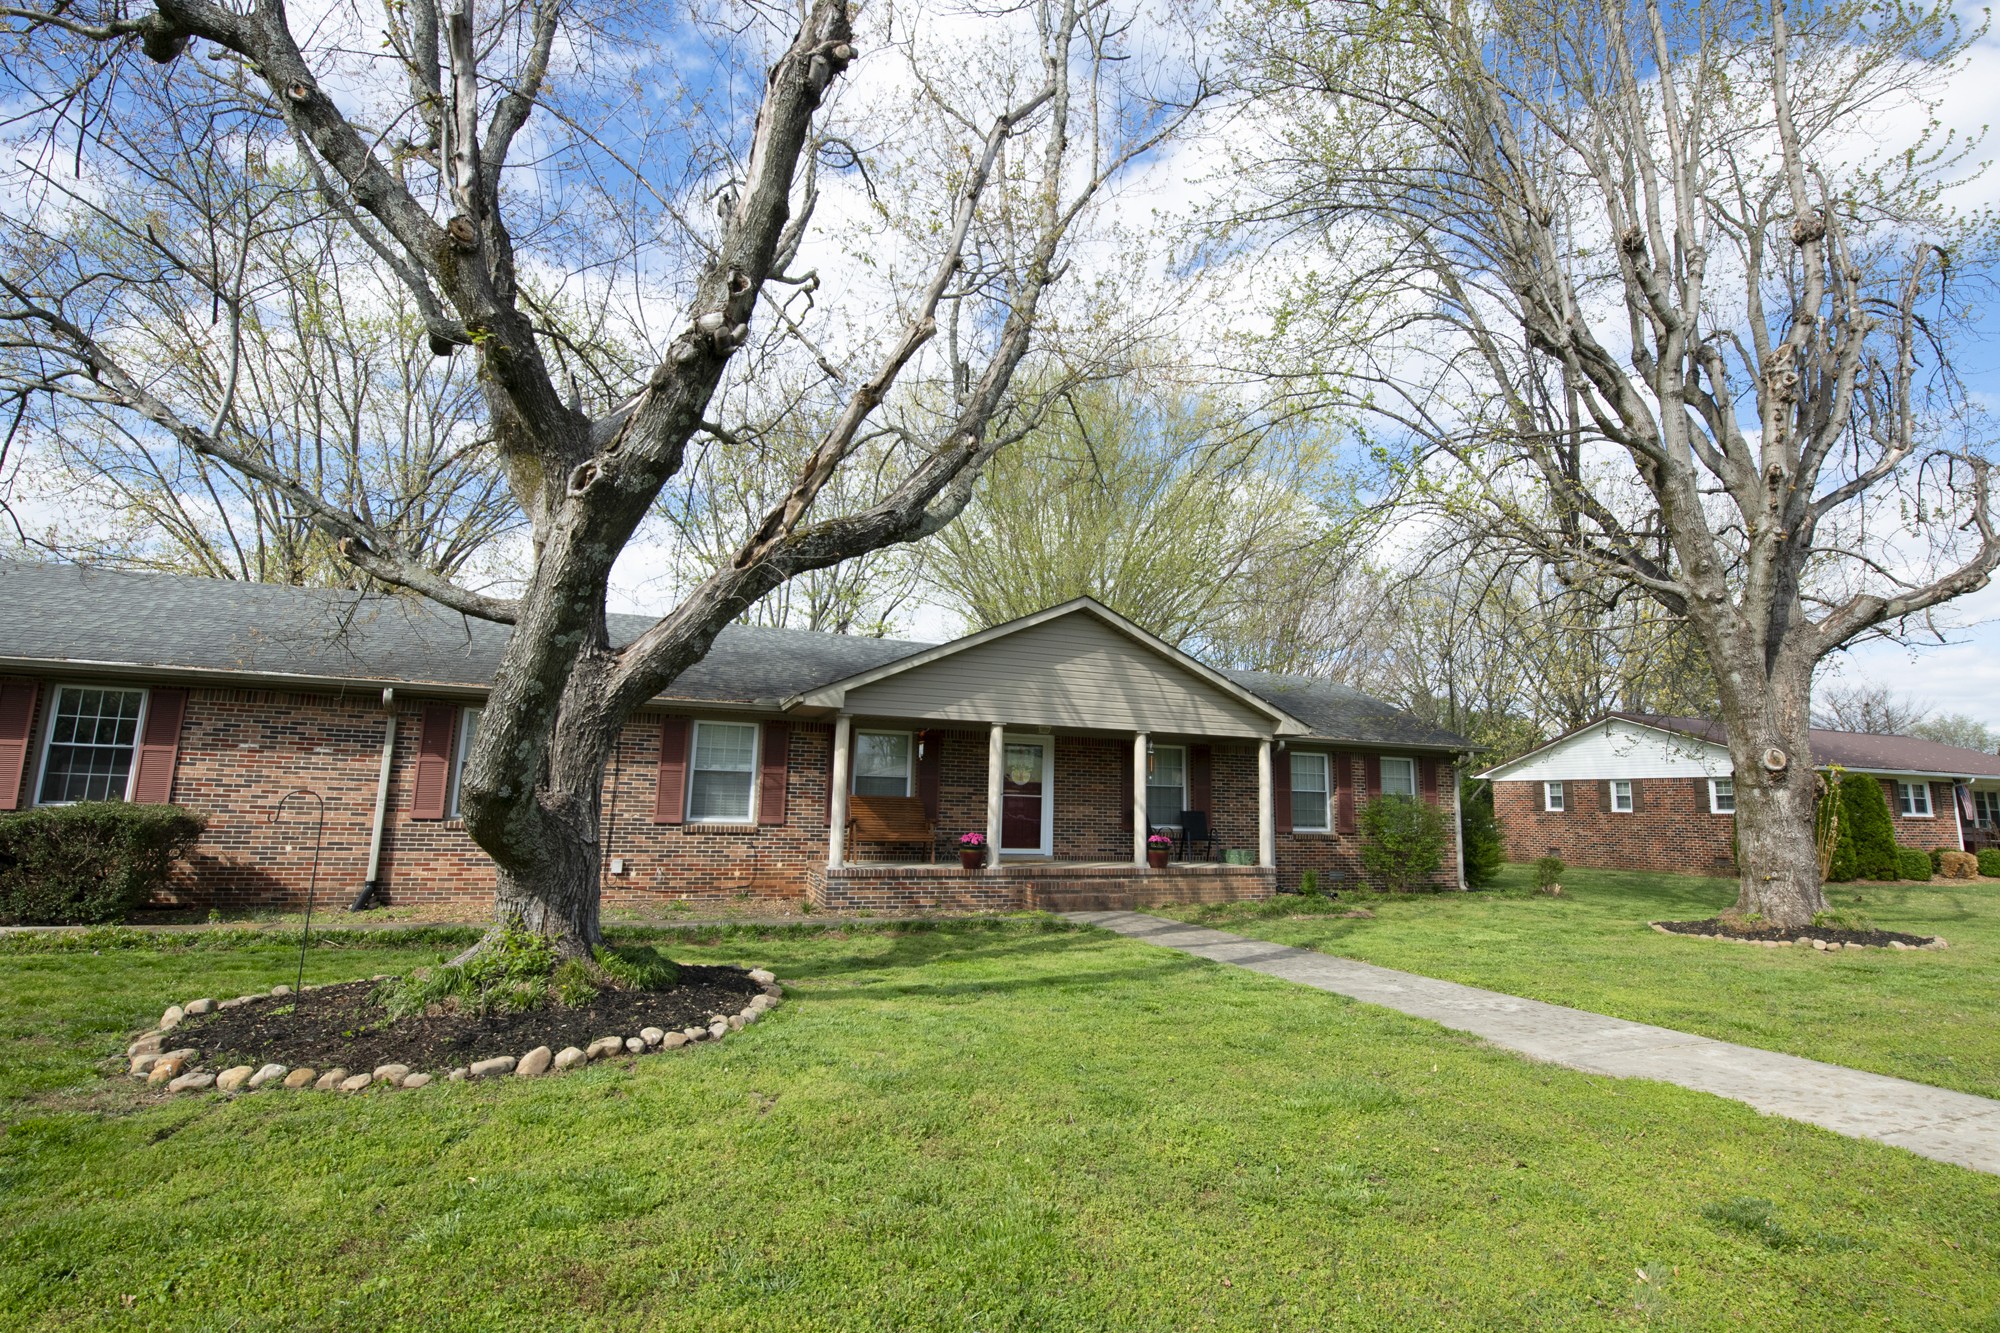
411 703 457 820
1601 780 1615 813
1120 747 1135 831
917 730 943 820
1189 744 1212 815
1420 756 1439 804
1335 752 1358 834
757 721 790 826
1274 746 1293 834
128 687 188 805
655 717 689 825
1363 754 1381 803
0 679 37 811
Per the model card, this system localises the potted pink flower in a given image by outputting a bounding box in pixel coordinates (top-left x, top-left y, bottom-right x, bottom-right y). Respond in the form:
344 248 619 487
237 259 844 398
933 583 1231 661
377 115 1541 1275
958 831 988 870
1147 831 1174 869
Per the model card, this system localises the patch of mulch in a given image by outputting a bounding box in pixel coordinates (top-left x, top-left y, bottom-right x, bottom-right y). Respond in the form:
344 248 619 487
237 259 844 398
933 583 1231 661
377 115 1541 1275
176 964 761 1073
1654 918 1938 949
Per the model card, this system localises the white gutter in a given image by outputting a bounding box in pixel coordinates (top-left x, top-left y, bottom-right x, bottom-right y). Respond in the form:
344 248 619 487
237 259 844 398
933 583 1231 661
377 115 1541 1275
362 688 396 902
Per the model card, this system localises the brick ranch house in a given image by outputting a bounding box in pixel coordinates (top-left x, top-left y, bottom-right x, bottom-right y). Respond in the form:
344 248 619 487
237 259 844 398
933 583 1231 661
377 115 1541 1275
0 563 1473 913
1479 712 2000 876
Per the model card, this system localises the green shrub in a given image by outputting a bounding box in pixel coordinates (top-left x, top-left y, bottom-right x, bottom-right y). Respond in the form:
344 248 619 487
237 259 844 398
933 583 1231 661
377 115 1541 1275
1532 855 1565 892
1358 796 1448 892
1895 847 1934 882
1839 774 1898 880
1981 850 2000 879
1298 869 1322 898
1928 847 1946 874
1458 776 1505 889
0 802 207 925
593 942 680 991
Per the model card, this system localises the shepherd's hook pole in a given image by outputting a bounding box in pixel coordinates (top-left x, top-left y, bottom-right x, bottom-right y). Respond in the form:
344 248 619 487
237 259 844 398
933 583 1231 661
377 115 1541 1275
269 789 327 998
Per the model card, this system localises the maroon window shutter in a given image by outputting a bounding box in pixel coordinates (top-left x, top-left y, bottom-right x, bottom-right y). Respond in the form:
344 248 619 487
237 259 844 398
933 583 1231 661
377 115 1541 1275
757 721 790 826
1420 756 1440 804
1189 744 1212 814
410 703 457 821
1120 750 1135 831
1363 753 1382 804
1273 746 1293 835
128 688 188 805
0 679 39 811
917 731 944 820
1335 753 1358 834
655 717 689 825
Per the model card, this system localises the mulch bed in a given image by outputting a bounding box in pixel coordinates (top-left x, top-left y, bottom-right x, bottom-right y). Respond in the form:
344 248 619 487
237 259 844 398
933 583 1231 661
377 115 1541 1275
177 964 761 1073
1654 918 1938 948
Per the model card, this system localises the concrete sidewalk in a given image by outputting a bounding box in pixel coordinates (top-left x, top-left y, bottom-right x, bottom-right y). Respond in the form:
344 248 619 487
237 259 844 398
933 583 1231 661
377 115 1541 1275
1068 910 2000 1176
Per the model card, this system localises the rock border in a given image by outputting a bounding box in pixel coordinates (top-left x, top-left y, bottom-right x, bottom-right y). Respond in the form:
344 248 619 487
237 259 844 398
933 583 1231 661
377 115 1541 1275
1648 922 1946 952
125 968 785 1094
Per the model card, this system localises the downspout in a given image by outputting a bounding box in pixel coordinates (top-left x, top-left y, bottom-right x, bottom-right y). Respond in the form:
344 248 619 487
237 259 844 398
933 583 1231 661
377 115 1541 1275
352 687 395 910
1453 753 1468 891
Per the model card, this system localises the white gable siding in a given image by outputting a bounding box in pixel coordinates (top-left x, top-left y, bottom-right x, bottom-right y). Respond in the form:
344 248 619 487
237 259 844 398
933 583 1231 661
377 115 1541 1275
841 613 1274 737
1489 719 1733 782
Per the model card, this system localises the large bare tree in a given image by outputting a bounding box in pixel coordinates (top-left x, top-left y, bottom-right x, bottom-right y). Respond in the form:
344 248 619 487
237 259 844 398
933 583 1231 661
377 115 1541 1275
0 0 1200 955
1228 0 2000 925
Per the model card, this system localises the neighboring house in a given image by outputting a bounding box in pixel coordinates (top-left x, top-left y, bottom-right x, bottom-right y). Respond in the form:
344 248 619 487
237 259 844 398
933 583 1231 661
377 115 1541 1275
1479 713 2000 875
0 563 1472 912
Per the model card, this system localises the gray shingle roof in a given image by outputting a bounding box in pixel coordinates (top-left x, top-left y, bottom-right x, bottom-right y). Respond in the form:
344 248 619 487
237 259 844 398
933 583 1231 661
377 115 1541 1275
1621 712 2000 779
0 561 1472 749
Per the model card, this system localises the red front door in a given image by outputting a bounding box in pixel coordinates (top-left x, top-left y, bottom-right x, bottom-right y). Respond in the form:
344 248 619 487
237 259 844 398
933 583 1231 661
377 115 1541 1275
1001 740 1047 852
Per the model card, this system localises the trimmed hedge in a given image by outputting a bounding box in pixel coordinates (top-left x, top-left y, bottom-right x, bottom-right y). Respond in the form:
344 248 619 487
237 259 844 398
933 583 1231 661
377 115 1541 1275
1839 774 1899 880
1894 847 1934 882
0 802 206 925
1981 850 2000 879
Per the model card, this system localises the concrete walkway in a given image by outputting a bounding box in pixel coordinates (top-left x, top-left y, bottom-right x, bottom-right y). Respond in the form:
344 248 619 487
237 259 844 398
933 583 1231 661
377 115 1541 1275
1069 910 2000 1176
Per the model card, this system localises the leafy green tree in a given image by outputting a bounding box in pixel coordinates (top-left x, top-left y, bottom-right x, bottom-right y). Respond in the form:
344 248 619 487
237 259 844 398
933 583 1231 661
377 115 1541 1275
1840 774 1899 882
1359 796 1449 893
1459 776 1504 889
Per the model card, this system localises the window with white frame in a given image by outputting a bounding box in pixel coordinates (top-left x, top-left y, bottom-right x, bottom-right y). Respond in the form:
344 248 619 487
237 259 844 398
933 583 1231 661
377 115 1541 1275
38 686 148 804
1543 780 1565 813
1610 779 1634 813
448 707 482 818
1147 744 1187 825
1381 756 1417 798
1978 790 2000 828
1897 781 1933 817
688 721 758 822
1709 777 1735 814
1290 752 1330 832
852 731 912 797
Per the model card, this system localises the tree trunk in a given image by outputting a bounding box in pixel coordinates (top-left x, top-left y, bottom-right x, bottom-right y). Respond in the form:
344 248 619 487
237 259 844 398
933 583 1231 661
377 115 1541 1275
1720 674 1827 929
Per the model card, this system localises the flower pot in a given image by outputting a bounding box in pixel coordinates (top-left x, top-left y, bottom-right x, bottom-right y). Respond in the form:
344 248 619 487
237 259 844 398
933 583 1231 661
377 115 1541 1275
1147 850 1170 869
960 849 985 870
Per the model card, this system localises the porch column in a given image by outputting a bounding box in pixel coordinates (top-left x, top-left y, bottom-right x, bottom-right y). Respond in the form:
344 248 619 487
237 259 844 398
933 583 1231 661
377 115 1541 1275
985 723 1005 867
1133 732 1150 866
828 714 852 868
1257 738 1276 869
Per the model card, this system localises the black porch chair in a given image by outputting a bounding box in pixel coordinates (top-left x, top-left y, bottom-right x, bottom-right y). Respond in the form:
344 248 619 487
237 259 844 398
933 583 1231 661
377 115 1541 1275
1176 810 1218 862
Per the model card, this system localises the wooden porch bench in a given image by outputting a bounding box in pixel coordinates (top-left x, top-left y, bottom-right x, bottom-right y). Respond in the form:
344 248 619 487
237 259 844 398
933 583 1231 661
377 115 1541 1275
847 794 938 862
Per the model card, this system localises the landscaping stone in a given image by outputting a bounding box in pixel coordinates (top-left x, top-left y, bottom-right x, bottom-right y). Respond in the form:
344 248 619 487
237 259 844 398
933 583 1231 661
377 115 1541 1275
217 998 245 1010
159 1005 184 1031
128 1032 165 1056
283 1068 318 1089
185 998 215 1016
373 1063 411 1086
640 1027 665 1048
469 1056 516 1079
130 1053 160 1077
314 1068 349 1091
727 1015 746 1031
216 1066 255 1092
448 1067 468 1082
683 1027 705 1042
737 1008 758 1025
624 1037 645 1054
517 1046 553 1078
554 1046 587 1071
748 994 774 1013
748 968 776 985
271 985 293 996
339 1073 372 1092
401 1073 433 1089
586 1037 623 1060
248 1063 287 1089
662 1032 688 1049
148 1055 188 1084
168 1071 215 1093
708 1019 729 1040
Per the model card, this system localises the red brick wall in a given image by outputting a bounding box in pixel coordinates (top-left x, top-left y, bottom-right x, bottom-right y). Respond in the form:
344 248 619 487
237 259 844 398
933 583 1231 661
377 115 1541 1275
1265 751 1462 893
1881 778 1959 853
1494 776 1736 875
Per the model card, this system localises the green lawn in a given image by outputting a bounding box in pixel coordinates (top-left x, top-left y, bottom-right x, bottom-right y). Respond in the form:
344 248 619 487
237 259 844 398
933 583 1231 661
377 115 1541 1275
1161 864 2000 1100
2 919 1997 1330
